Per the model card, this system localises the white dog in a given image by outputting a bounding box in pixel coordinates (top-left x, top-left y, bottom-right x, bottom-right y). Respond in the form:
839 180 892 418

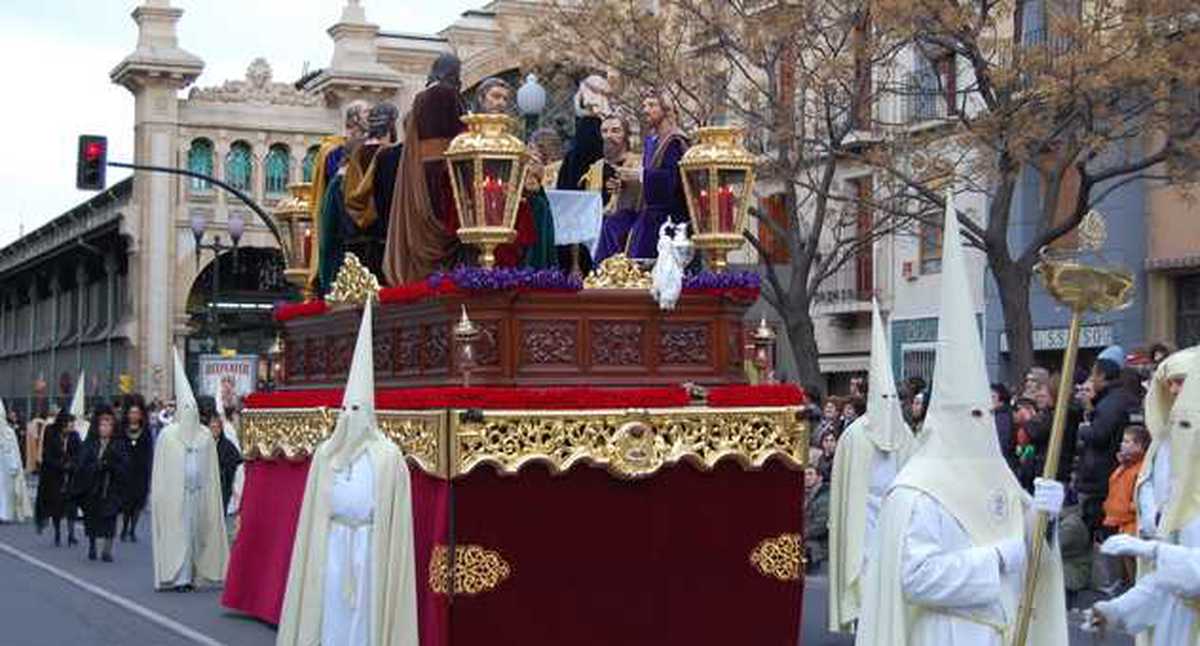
650 221 693 310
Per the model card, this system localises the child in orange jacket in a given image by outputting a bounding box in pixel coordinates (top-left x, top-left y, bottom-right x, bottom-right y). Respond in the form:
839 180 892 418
1101 425 1150 586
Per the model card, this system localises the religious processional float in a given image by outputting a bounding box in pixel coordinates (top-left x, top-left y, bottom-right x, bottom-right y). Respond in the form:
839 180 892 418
221 114 809 645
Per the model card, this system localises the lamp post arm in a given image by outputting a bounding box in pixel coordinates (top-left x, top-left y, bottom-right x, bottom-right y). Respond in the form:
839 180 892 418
108 161 285 248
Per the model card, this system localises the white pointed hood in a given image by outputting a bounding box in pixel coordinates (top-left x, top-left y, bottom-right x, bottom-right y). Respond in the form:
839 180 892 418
69 372 89 439
171 348 207 447
864 300 914 452
1145 346 1198 442
323 303 383 471
1160 346 1200 534
892 191 1026 545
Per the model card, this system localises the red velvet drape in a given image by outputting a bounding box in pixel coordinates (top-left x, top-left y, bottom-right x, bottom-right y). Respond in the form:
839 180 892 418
221 460 451 646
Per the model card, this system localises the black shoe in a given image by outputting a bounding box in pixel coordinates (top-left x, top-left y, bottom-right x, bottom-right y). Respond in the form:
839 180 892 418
101 553 113 563
87 547 97 561
54 535 61 547
68 536 78 546
129 532 138 543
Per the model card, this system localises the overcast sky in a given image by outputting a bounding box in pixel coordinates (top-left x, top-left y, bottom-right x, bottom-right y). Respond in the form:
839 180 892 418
0 0 481 248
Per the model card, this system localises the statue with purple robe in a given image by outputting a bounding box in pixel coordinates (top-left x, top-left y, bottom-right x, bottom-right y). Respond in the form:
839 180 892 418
594 94 689 262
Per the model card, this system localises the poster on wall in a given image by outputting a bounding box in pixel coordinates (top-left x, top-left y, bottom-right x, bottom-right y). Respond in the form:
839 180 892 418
197 354 259 407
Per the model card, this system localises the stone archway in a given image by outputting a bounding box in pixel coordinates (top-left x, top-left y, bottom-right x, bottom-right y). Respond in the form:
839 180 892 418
184 247 291 388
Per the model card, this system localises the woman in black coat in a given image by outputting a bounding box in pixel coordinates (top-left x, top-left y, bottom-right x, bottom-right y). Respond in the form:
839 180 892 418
74 406 129 562
118 396 153 542
35 412 82 546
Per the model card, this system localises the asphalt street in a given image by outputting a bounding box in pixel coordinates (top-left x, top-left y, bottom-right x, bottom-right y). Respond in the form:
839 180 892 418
0 505 1134 646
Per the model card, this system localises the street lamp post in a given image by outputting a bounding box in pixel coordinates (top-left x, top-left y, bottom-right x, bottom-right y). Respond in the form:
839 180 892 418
516 73 547 141
191 211 244 353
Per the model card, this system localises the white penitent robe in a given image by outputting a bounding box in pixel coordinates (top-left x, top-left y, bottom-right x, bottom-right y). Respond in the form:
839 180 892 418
322 453 375 646
857 488 1067 646
166 447 203 586
829 422 900 631
277 440 419 646
0 426 30 522
1103 517 1200 645
151 428 228 590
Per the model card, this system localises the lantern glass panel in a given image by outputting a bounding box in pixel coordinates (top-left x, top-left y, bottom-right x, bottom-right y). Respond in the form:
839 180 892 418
716 168 749 233
481 158 514 227
452 159 477 228
684 168 713 234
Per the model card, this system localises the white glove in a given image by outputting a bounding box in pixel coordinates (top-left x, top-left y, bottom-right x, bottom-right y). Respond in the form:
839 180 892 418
1032 478 1064 517
994 537 1026 575
1100 534 1159 561
1090 600 1117 631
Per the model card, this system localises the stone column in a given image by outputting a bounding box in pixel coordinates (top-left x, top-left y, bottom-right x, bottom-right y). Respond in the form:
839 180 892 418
26 282 37 412
48 274 60 398
104 253 118 398
76 263 87 377
111 0 203 402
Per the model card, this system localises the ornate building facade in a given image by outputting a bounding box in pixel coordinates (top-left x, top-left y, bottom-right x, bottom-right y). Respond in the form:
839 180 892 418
0 0 545 409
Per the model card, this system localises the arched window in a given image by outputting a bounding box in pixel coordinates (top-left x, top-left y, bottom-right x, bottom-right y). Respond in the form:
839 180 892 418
225 141 253 192
302 145 320 182
187 138 214 192
264 144 291 196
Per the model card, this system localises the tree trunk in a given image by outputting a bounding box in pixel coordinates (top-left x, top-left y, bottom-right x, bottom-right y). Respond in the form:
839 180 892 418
993 261 1035 384
780 301 823 391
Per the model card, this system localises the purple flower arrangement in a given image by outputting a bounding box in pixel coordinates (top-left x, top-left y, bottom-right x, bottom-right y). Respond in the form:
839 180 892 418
682 270 762 291
430 267 584 292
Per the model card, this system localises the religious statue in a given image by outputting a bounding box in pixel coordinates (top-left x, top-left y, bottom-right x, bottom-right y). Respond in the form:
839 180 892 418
471 77 555 270
343 101 401 280
595 92 689 263
311 101 370 294
382 54 466 286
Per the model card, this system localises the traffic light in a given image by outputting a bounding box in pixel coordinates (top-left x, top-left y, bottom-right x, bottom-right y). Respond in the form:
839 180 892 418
76 135 107 191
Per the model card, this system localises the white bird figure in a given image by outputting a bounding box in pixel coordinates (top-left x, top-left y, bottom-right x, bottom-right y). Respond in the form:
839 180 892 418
650 221 690 311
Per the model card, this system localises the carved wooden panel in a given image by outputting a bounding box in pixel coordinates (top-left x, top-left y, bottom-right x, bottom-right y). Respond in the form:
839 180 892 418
591 321 644 366
729 321 744 369
327 335 353 377
374 327 394 375
521 320 577 365
285 336 304 383
303 337 322 378
659 323 709 365
475 321 501 367
396 327 421 372
423 323 449 370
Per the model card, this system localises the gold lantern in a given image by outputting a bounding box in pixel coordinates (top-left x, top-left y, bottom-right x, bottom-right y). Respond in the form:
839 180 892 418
274 182 315 300
445 114 531 269
678 126 757 272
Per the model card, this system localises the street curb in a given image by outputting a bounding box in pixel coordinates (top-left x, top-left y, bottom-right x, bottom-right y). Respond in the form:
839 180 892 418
0 538 225 646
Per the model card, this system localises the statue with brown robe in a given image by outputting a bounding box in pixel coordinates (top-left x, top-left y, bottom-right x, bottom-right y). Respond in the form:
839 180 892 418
382 54 466 286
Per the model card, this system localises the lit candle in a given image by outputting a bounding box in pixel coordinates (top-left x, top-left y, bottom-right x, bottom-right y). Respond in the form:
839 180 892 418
698 189 709 232
483 175 505 226
302 226 313 267
718 185 735 232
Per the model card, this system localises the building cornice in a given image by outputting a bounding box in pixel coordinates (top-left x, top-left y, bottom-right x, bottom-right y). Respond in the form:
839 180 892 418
0 179 132 279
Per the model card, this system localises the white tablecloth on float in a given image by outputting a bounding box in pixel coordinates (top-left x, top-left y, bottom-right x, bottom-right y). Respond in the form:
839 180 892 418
545 189 603 257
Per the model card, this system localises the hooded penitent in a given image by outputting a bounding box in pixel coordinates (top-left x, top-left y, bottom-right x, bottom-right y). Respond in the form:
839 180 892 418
0 397 32 522
827 299 915 632
1159 348 1200 536
150 349 228 588
70 372 89 440
276 302 419 646
856 192 1067 646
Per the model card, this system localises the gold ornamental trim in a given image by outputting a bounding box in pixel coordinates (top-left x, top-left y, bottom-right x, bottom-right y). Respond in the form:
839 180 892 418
238 405 807 480
749 533 804 582
326 252 380 306
428 544 511 596
583 253 652 290
451 406 807 480
239 407 447 476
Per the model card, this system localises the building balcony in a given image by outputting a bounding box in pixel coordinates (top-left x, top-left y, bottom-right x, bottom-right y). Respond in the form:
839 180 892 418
811 261 876 316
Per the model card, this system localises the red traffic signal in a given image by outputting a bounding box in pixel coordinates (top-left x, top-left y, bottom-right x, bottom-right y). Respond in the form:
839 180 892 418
76 135 108 191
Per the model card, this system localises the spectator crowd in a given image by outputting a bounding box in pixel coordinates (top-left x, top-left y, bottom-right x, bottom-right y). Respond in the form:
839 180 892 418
1 379 245 565
802 340 1177 609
